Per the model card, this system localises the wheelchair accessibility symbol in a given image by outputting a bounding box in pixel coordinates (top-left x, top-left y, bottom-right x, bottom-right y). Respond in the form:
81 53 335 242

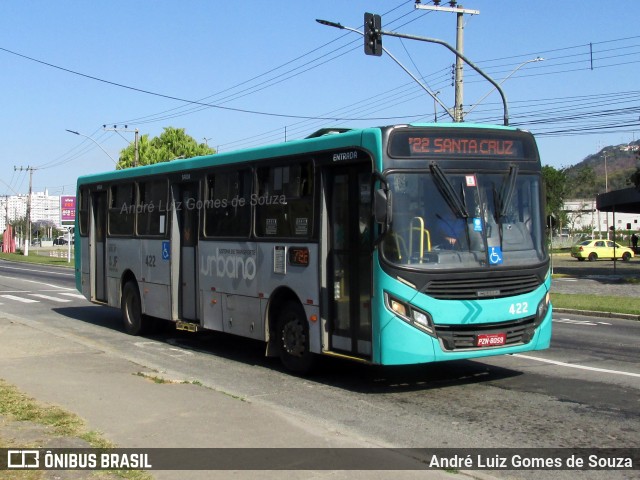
489 246 503 265
162 241 170 260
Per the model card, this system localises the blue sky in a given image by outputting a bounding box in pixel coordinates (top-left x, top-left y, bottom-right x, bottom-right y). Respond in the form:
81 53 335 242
1 1 639 196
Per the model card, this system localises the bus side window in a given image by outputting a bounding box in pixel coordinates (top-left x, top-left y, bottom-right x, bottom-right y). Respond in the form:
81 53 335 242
287 162 314 237
108 183 135 236
137 180 168 236
255 162 314 238
204 170 252 238
256 165 284 236
78 187 89 236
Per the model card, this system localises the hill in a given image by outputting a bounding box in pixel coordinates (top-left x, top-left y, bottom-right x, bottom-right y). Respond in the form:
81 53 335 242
564 140 640 198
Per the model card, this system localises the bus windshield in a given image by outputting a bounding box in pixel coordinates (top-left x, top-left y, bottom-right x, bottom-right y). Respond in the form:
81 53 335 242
381 168 545 269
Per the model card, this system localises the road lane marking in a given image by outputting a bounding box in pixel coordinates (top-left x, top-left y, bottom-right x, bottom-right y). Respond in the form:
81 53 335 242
514 354 640 378
134 341 194 359
0 290 84 300
0 264 74 277
0 275 76 291
0 295 38 303
29 294 72 303
553 318 598 326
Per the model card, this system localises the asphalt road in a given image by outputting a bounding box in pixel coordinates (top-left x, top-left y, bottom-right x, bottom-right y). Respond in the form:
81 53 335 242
0 259 638 480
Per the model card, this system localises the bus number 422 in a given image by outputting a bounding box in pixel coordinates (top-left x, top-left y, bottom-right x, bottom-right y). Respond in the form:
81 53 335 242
509 302 528 315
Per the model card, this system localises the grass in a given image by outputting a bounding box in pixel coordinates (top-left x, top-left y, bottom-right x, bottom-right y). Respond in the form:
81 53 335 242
0 379 84 437
0 251 74 268
0 379 152 480
551 293 640 316
133 372 243 400
134 371 177 384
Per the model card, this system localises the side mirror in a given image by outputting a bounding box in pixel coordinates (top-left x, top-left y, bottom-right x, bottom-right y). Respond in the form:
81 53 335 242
374 188 392 229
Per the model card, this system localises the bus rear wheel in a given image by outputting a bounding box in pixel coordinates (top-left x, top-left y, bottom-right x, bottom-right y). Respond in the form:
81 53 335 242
121 281 146 335
277 301 316 374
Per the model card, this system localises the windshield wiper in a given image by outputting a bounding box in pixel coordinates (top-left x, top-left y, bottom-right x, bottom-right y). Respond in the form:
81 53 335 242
491 165 519 251
497 165 519 219
430 162 468 219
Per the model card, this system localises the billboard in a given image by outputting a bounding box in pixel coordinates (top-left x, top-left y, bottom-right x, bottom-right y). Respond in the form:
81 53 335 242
60 196 76 226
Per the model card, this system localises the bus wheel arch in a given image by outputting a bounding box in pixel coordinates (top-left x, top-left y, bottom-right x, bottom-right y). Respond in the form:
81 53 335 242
266 288 316 374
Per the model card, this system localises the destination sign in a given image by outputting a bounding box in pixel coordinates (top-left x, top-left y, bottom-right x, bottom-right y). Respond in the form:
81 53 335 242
389 131 528 159
288 247 310 267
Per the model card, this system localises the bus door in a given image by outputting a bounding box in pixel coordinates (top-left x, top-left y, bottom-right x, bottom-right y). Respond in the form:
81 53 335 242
325 164 372 358
91 191 107 302
170 182 198 321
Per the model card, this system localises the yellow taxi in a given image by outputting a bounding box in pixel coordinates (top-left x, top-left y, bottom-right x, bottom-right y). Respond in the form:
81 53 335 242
570 239 634 262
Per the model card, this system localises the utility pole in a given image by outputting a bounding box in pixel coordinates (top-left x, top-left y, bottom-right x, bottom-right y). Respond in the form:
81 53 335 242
318 6 511 125
1 195 8 248
103 125 139 167
415 1 479 122
134 128 139 167
604 151 609 193
14 166 36 256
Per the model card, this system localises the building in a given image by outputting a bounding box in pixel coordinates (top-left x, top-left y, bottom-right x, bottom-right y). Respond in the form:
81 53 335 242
563 198 640 236
0 190 61 233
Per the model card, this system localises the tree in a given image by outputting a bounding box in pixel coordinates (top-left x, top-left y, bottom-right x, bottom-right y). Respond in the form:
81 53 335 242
116 127 215 169
633 146 640 190
542 165 567 231
33 219 56 240
12 215 27 236
568 166 596 198
629 166 640 191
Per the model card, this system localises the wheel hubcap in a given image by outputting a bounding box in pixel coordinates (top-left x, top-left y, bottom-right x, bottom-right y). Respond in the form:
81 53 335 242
282 320 306 357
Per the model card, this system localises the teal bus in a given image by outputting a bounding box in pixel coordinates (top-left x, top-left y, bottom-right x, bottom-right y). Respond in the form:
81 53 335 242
75 123 551 372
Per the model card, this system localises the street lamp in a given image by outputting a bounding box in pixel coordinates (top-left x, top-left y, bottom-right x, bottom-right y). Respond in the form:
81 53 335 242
65 129 118 164
316 18 456 121
465 57 544 116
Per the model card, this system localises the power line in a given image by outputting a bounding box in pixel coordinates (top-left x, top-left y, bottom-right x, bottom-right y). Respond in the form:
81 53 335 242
3 3 638 162
0 45 418 123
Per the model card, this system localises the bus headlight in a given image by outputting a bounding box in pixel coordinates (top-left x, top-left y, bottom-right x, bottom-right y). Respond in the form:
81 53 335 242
385 292 435 336
535 292 550 326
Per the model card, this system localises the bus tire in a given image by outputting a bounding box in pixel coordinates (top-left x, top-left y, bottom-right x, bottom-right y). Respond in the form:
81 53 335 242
276 301 316 374
121 281 145 335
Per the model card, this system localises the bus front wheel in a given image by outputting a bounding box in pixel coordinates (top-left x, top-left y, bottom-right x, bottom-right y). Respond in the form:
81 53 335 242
121 281 146 335
277 301 316 374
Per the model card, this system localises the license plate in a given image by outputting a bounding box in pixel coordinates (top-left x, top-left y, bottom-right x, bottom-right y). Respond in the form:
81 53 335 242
476 333 506 347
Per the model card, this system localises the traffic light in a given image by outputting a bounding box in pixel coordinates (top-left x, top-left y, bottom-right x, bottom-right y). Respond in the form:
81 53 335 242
364 12 382 56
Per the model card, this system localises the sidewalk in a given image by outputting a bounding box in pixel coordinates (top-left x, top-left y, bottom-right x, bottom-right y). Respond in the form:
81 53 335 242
0 312 481 480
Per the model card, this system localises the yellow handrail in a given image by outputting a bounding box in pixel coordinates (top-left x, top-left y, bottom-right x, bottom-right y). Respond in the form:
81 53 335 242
409 217 431 262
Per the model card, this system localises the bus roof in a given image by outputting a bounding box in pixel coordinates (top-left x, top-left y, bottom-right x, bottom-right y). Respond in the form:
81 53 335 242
76 123 526 185
77 127 371 185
